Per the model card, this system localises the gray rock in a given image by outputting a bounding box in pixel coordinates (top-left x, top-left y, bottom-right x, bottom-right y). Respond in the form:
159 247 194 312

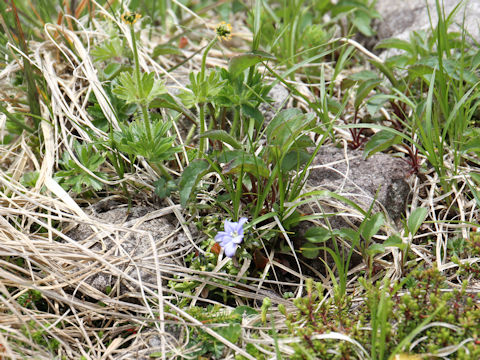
294 145 412 273
306 145 411 222
259 83 290 124
67 204 189 295
375 0 480 42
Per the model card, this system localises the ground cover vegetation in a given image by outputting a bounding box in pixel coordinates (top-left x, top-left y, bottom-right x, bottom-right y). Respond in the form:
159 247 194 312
0 0 479 358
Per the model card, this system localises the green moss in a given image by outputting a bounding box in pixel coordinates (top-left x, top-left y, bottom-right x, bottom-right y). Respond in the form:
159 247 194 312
282 268 480 359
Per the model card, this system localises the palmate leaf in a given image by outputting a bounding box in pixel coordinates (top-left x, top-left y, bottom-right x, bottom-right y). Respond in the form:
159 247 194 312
91 37 124 62
56 141 107 193
113 71 166 106
178 71 226 107
114 119 180 163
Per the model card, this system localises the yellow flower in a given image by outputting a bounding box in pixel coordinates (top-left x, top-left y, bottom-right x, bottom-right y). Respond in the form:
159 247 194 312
121 11 142 25
215 21 232 41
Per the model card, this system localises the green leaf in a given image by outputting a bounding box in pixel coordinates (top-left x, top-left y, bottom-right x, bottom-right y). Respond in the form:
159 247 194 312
233 306 258 316
113 72 166 106
265 109 315 152
349 70 380 82
354 78 381 109
367 235 406 255
460 138 480 154
361 212 384 242
228 50 275 78
56 141 107 194
352 11 375 36
301 242 320 259
366 94 390 116
281 149 310 172
472 49 480 69
241 103 264 127
220 150 270 178
407 208 428 236
363 130 402 159
333 228 360 243
91 38 124 62
103 63 127 80
178 159 210 207
375 38 414 54
216 323 241 343
199 130 242 149
383 235 407 250
304 227 331 243
152 44 183 57
114 119 180 162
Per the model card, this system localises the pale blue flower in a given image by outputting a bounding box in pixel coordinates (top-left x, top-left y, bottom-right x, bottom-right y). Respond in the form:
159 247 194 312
215 217 248 258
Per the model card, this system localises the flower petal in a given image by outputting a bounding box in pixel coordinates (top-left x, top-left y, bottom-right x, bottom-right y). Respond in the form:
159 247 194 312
215 232 232 247
224 220 235 234
214 231 227 242
238 217 248 226
223 242 238 258
231 234 244 244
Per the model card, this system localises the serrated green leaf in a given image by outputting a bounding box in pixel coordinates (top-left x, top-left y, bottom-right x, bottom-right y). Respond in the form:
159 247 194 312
363 130 402 159
113 72 166 106
407 208 428 236
179 159 210 207
199 130 242 149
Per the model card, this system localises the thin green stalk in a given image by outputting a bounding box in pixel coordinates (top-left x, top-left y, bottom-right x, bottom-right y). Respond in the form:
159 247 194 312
152 162 172 180
198 38 217 156
199 104 206 156
230 106 241 137
200 38 217 83
129 24 152 143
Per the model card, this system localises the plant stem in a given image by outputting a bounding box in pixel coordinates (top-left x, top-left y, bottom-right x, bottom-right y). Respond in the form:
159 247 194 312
130 24 153 143
199 104 206 156
198 38 217 156
230 106 240 137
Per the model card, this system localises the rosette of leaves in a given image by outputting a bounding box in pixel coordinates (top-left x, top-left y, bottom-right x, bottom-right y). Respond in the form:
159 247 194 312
178 70 226 108
113 116 180 163
215 67 273 129
56 141 108 193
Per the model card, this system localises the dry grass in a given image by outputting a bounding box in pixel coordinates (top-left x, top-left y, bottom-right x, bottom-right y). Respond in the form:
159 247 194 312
0 1 479 359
